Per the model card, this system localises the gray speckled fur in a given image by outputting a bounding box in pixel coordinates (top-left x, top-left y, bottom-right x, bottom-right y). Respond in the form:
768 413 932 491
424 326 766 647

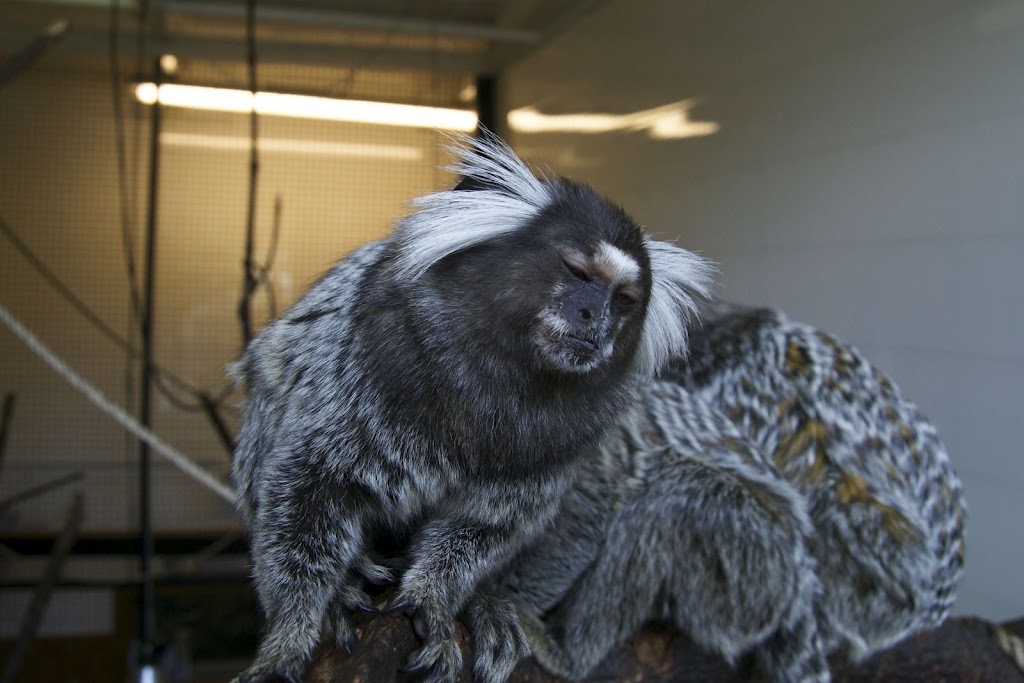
229 137 711 683
496 304 966 683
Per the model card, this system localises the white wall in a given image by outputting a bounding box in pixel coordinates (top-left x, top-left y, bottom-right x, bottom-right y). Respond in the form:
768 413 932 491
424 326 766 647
503 0 1024 621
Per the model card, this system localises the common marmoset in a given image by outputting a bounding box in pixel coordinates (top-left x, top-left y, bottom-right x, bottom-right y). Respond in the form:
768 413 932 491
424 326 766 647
229 136 713 683
497 304 966 683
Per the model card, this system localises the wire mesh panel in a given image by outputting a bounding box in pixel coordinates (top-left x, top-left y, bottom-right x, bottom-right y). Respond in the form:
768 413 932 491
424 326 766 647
0 57 472 542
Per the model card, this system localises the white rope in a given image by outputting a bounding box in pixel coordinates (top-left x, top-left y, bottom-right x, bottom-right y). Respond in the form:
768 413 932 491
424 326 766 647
0 301 237 505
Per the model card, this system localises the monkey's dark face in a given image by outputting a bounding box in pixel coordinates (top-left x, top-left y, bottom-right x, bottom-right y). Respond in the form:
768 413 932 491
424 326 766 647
534 240 646 374
417 176 654 382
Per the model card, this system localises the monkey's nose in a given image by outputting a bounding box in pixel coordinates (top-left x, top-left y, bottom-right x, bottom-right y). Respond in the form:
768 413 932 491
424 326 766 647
564 282 608 328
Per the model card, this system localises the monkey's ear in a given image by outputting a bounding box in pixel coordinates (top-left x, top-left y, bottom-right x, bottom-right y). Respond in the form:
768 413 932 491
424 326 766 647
451 129 512 192
453 174 498 192
636 239 716 377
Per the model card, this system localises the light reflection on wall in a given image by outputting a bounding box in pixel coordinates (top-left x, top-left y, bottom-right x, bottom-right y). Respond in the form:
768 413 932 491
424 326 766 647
507 99 719 139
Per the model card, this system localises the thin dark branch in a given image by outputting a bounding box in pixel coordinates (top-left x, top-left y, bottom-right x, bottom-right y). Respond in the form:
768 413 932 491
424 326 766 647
0 493 84 683
0 471 83 513
0 393 14 466
238 0 261 349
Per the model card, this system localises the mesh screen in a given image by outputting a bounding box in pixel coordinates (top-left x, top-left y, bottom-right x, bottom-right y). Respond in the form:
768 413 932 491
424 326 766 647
0 55 473 538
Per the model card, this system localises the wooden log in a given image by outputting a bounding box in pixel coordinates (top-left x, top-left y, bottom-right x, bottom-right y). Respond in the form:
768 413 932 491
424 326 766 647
307 606 1024 683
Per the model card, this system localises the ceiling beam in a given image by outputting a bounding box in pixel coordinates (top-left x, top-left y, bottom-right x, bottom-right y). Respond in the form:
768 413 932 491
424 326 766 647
165 2 543 45
0 26 487 74
484 0 607 73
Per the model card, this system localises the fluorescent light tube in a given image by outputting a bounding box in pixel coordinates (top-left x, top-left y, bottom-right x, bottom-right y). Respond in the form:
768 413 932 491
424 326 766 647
135 83 477 132
160 132 423 160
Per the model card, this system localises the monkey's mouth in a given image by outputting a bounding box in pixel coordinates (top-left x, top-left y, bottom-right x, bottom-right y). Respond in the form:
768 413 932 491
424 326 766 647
562 334 599 354
534 320 608 374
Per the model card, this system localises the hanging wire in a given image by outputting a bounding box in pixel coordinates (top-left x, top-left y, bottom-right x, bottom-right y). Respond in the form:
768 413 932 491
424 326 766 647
104 0 243 464
253 193 282 320
237 0 261 348
235 0 284 345
109 0 150 488
108 0 143 321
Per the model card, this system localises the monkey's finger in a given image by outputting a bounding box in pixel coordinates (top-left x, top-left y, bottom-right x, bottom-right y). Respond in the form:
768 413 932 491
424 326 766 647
232 661 301 683
327 601 358 652
467 599 529 683
403 635 463 680
353 555 396 585
337 584 375 613
334 620 357 653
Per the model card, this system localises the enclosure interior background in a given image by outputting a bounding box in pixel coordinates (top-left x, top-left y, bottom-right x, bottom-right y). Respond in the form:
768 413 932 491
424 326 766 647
2 0 1022 652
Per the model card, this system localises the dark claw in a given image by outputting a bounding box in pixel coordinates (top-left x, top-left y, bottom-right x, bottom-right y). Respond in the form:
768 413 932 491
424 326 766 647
403 644 436 673
339 586 374 613
355 599 378 613
336 628 356 653
233 663 301 683
376 592 410 614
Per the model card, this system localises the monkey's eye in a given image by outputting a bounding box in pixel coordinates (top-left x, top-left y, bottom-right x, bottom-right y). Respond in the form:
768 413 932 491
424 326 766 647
616 287 641 307
561 255 591 282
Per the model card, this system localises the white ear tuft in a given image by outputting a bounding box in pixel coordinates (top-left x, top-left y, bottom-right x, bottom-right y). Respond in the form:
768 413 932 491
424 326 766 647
446 134 552 209
636 239 716 376
391 135 553 280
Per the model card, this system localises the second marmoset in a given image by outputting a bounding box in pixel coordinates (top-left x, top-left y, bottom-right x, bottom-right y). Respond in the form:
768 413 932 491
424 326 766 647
497 304 966 683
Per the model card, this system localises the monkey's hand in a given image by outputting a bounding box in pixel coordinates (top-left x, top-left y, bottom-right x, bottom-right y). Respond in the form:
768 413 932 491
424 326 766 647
386 588 464 683
327 555 400 651
394 479 564 682
465 592 530 683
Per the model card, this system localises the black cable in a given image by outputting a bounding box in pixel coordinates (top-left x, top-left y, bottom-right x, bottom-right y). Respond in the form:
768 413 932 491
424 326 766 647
107 0 241 448
0 472 83 514
108 0 143 321
112 0 149 613
97 1 247 450
260 193 282 277
200 393 236 454
152 372 208 413
0 393 14 465
2 213 134 359
254 193 281 319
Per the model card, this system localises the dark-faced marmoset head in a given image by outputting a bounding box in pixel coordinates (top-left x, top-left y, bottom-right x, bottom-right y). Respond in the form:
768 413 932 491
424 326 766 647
390 135 714 382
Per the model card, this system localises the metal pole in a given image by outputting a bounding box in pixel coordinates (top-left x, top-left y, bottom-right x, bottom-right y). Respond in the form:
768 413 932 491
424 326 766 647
474 74 497 136
138 56 162 680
